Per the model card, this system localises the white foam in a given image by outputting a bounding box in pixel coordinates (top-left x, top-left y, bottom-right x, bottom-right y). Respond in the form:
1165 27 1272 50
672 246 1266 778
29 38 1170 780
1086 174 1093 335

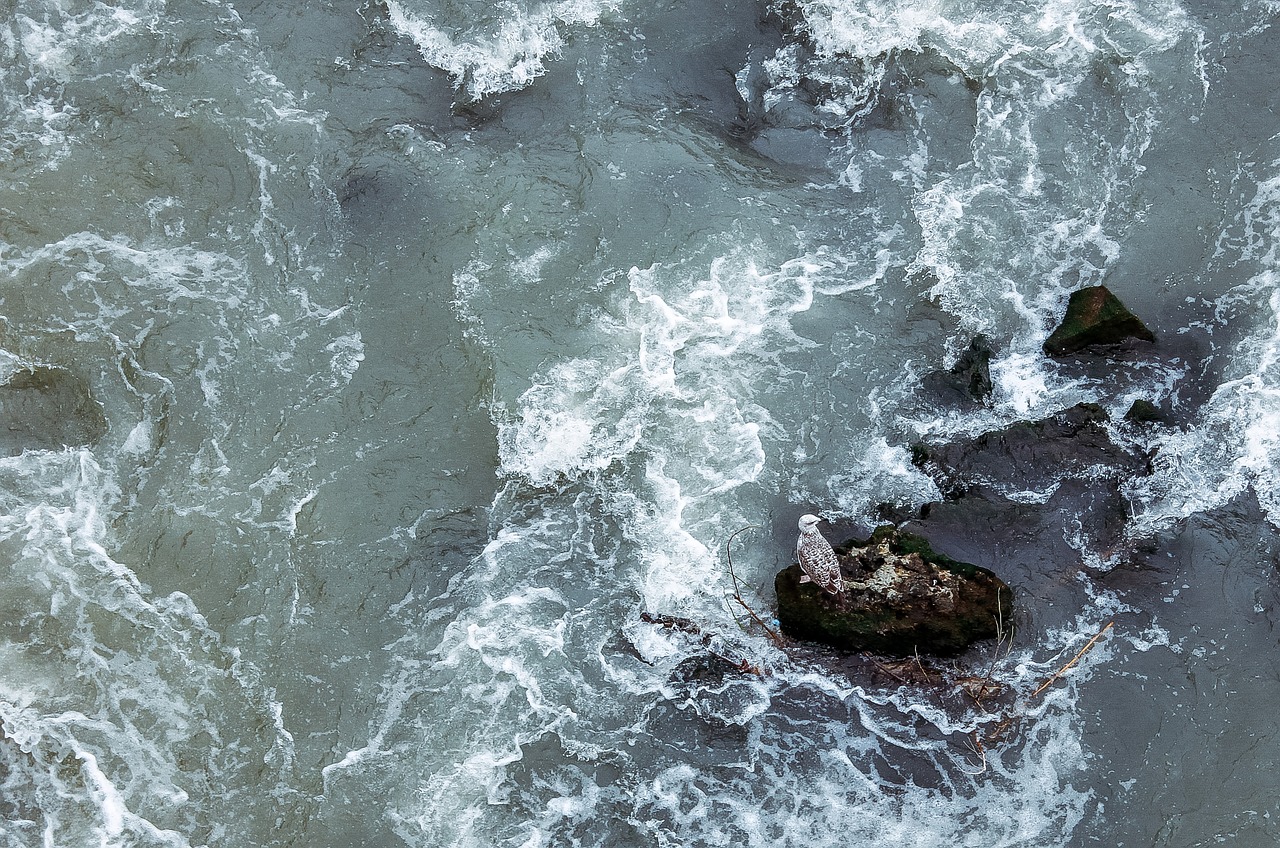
773 0 1201 428
325 332 365 385
490 251 838 614
386 0 610 99
0 0 166 170
510 245 559 285
497 357 644 485
497 254 803 493
797 0 1011 73
827 437 939 518
15 0 160 82
120 420 154 456
0 449 298 845
1128 159 1280 529
0 232 249 327
614 659 1096 847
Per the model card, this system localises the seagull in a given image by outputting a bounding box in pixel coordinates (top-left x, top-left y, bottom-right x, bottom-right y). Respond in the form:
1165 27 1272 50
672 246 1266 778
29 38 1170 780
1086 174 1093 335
796 514 843 595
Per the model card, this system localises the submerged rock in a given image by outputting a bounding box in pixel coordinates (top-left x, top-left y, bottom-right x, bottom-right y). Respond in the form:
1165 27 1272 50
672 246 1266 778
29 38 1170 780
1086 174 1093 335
921 334 994 408
0 365 107 456
902 387 1180 606
912 402 1150 500
1043 285 1155 356
775 527 1011 656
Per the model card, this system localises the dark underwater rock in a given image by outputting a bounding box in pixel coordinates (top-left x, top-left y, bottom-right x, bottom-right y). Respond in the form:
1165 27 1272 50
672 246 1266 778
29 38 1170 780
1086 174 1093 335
775 527 1011 656
921 334 994 408
906 402 1153 592
912 402 1149 500
0 366 107 456
1124 398 1166 425
1043 285 1155 356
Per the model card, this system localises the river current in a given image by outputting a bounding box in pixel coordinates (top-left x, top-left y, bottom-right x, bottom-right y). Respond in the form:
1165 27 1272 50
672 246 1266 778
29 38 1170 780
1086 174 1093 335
1 0 1279 845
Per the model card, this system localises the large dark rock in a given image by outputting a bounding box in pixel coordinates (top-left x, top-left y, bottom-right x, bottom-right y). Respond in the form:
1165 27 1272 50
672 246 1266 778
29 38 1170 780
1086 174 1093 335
1124 398 1167 425
912 402 1150 500
910 402 1149 558
775 527 1012 656
0 366 107 456
1043 285 1155 356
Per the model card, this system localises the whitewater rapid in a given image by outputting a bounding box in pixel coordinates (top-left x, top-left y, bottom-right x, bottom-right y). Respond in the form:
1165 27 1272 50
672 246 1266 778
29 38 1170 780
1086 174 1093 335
3 0 1280 845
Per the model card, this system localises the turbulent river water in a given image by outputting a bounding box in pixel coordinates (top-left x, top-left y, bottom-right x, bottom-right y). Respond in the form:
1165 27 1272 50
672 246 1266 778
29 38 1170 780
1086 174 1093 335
3 0 1280 845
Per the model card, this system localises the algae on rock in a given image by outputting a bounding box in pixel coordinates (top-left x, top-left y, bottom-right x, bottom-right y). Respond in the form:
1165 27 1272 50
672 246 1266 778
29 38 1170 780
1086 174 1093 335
1043 285 1155 356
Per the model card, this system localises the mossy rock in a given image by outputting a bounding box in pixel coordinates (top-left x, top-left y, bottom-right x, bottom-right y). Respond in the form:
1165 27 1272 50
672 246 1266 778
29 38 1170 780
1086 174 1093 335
1124 398 1165 424
1043 285 1155 356
775 528 1011 656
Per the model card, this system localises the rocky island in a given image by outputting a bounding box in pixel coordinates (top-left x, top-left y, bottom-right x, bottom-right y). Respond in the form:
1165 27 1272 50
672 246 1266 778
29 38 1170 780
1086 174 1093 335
776 526 1012 656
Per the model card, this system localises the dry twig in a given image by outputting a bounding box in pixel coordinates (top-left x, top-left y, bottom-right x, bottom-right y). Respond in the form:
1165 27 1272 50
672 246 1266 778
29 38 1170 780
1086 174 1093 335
961 730 988 776
1032 620 1114 699
868 657 909 686
725 525 784 645
969 589 1013 710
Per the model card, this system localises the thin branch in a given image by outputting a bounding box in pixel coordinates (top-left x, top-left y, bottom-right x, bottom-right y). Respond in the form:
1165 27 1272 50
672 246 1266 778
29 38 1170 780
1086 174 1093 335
1032 620 1114 699
725 525 784 645
914 645 929 679
961 730 988 776
971 588 1011 707
868 657 909 686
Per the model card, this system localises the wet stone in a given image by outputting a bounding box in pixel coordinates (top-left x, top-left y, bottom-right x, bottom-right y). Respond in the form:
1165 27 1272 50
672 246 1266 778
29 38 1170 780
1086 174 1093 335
1124 398 1166 425
775 527 1012 656
908 402 1149 561
1043 285 1156 356
912 402 1150 501
921 334 995 408
0 366 107 456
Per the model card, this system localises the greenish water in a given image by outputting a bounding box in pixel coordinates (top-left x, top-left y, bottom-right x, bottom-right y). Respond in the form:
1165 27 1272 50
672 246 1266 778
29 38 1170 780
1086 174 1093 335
2 0 1280 845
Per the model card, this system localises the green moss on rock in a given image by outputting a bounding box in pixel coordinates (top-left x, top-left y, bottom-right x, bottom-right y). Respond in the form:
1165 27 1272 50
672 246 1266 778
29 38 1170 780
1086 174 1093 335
1043 285 1155 356
1124 398 1164 424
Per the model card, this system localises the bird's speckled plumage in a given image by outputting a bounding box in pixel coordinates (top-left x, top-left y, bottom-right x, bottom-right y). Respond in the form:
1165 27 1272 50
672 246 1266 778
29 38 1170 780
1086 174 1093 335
796 514 843 595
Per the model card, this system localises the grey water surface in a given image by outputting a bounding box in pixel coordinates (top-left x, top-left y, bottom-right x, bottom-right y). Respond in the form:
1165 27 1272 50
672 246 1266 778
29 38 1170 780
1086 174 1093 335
2 0 1280 845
